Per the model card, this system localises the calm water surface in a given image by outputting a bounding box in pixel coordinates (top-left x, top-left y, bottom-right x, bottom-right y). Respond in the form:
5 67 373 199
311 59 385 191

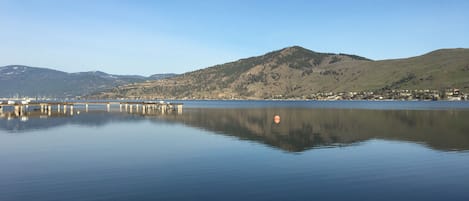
1 101 469 201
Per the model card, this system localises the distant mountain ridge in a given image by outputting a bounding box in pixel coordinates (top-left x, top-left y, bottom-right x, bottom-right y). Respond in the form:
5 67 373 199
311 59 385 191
96 46 469 99
3 46 469 99
0 65 177 97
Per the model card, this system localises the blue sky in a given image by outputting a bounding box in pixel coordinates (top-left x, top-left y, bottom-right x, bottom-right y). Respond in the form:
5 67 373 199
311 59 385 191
0 0 468 75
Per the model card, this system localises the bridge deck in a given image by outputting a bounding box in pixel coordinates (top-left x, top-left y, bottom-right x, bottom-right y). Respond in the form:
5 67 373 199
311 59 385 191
0 101 183 115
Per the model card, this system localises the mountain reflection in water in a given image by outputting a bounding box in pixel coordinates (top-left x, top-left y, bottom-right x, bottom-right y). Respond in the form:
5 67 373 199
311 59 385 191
1 108 469 152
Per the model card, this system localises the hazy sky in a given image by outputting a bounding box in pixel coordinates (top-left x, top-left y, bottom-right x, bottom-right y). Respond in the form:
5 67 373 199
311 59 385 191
0 0 468 75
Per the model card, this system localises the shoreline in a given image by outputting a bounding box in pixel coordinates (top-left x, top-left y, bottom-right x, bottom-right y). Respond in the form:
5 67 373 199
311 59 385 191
1 98 468 102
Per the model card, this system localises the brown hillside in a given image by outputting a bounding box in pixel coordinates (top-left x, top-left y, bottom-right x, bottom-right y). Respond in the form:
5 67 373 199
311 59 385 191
96 46 469 99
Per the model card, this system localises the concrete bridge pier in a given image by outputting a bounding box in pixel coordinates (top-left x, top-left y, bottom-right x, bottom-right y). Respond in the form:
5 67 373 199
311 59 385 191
14 105 20 116
161 105 166 114
57 104 61 112
85 104 89 112
20 106 24 116
178 105 183 114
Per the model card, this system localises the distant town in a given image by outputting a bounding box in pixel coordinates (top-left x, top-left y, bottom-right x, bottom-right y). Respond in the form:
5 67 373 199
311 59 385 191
298 88 467 101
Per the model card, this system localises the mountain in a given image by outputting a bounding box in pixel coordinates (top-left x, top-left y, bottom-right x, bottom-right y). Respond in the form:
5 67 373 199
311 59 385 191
96 46 469 99
0 65 177 97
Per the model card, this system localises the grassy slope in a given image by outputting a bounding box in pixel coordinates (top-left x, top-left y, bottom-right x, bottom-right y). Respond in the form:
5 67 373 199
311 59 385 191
98 47 469 99
336 48 469 92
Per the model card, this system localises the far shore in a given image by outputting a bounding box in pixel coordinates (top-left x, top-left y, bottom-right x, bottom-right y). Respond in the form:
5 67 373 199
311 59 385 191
1 98 468 102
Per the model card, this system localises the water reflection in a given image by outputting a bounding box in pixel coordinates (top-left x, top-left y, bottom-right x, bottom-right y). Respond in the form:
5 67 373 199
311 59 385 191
0 110 143 132
158 108 469 152
1 108 469 152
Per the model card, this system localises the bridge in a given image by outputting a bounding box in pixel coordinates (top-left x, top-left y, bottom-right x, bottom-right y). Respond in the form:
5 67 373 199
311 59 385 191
0 100 183 116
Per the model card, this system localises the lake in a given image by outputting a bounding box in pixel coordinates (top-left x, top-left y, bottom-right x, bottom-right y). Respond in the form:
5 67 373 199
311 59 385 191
1 100 469 201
